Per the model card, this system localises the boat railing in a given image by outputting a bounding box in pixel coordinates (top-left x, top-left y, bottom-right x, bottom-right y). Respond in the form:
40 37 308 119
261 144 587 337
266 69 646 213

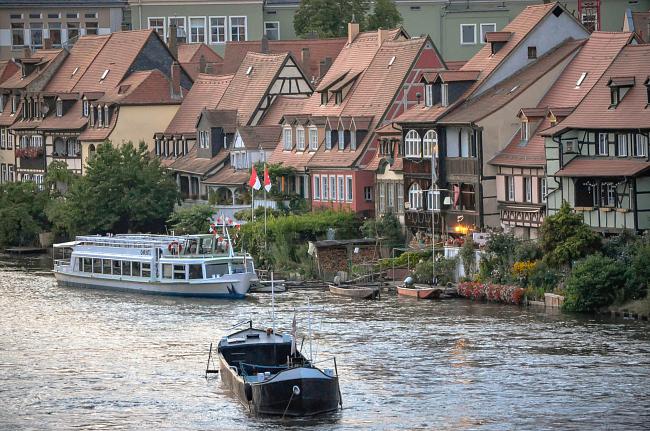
53 259 71 271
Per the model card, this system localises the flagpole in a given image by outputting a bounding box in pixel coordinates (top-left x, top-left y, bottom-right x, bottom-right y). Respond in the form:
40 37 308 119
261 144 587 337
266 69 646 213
251 185 254 222
264 167 267 250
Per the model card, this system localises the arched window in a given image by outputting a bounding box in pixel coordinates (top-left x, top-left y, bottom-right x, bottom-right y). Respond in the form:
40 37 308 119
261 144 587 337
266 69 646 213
88 144 96 160
422 130 438 158
408 182 422 209
405 130 420 158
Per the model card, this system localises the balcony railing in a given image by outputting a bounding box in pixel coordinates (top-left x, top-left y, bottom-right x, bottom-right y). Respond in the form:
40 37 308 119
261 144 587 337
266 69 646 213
445 158 478 177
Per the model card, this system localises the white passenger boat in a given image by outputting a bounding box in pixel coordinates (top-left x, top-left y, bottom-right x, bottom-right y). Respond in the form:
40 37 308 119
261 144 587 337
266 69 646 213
53 225 257 299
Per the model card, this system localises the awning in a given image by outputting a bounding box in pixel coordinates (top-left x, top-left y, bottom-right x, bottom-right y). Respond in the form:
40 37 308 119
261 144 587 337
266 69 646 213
555 159 650 177
53 241 80 248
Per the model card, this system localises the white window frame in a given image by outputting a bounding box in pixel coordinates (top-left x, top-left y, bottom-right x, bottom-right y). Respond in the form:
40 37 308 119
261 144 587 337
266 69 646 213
209 16 226 44
405 130 421 158
541 177 547 203
428 189 440 211
424 84 433 107
168 16 187 42
321 175 328 200
337 175 344 202
441 83 449 107
379 182 386 213
338 129 344 150
56 100 62 117
524 177 532 202
606 183 616 207
635 133 648 157
408 183 422 210
308 127 318 151
264 21 280 40
189 16 206 44
480 23 496 44
325 129 332 149
296 126 305 151
314 175 320 200
229 16 247 42
460 24 477 45
283 127 292 150
598 133 608 155
346 175 353 202
422 130 437 158
617 134 628 157
521 121 529 141
350 129 356 150
506 176 515 201
329 175 336 201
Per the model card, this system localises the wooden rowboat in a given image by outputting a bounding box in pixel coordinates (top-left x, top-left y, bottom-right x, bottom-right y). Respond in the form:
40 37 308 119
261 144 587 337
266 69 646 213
328 284 380 299
397 285 442 300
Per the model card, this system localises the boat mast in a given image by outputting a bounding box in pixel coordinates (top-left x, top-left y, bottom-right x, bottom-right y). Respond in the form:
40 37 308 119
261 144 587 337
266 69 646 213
431 143 437 286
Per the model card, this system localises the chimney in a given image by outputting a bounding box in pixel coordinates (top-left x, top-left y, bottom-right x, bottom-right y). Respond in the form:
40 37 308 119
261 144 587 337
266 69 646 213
168 23 178 59
301 47 310 73
260 35 269 54
348 22 360 44
377 28 389 47
319 57 332 79
43 38 52 50
171 61 181 99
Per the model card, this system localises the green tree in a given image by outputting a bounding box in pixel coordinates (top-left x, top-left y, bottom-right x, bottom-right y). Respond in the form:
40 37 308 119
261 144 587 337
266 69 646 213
539 201 601 267
167 204 214 235
459 235 476 278
48 141 179 236
367 0 402 31
0 182 50 246
294 0 369 38
563 254 625 312
361 212 404 250
624 242 650 301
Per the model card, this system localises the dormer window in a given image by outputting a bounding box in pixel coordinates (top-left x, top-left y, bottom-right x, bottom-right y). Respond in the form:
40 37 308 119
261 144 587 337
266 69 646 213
56 100 62 117
308 127 318 151
82 99 89 117
0 95 4 112
97 105 103 127
11 95 18 113
520 121 529 142
320 92 328 105
608 77 634 108
325 128 332 149
296 126 305 151
283 126 292 150
527 46 537 59
104 106 109 127
441 83 449 107
350 129 356 150
334 91 343 105
71 67 79 77
424 84 433 107
338 128 344 150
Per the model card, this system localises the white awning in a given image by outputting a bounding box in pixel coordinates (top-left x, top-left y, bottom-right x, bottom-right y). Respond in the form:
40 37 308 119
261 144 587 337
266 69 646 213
53 241 80 248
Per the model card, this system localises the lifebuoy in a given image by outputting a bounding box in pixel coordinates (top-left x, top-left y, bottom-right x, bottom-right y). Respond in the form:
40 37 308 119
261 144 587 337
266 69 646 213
168 241 183 254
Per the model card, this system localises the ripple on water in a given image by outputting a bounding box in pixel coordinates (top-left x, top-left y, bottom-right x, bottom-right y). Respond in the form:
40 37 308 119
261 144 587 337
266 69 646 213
1 256 649 430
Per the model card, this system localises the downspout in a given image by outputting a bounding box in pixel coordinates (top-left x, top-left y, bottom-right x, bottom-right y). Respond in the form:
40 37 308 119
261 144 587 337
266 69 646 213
138 0 143 31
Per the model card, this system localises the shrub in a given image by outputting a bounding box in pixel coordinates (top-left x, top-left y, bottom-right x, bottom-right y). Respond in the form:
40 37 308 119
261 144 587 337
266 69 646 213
512 260 535 286
624 243 650 302
457 281 525 305
361 212 405 250
527 260 561 292
459 234 476 277
563 254 625 312
167 204 214 235
413 257 456 285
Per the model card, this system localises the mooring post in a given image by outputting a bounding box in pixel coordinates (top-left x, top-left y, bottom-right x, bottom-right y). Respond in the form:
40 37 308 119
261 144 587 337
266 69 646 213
205 342 212 377
334 356 343 409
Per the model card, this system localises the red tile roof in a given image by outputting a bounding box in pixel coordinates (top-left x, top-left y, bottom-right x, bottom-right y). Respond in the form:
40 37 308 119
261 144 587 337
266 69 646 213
259 95 310 126
37 99 86 130
489 118 546 167
0 100 20 126
631 11 650 42
44 35 109 93
168 145 229 175
0 60 19 85
555 158 650 177
222 38 346 81
445 60 466 71
203 168 250 186
2 49 65 89
163 73 233 136
98 70 181 105
237 125 282 150
177 43 223 80
542 44 650 135
437 70 480 83
392 104 447 124
78 107 119 141
485 32 512 43
268 144 317 171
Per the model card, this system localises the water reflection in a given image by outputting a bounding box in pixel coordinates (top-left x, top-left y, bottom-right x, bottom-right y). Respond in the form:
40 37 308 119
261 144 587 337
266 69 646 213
0 255 649 430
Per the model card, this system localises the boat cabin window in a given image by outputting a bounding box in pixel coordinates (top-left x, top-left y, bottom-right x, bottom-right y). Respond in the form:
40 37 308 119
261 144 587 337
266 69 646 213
205 262 228 278
189 264 203 279
162 263 173 279
187 240 199 254
112 260 122 276
231 263 246 274
141 263 151 278
173 264 185 280
132 261 141 276
93 258 102 273
122 261 131 276
200 237 214 254
102 259 111 275
81 258 92 272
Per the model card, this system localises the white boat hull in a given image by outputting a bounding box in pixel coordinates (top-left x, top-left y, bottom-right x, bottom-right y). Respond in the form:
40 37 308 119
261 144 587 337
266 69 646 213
54 271 253 299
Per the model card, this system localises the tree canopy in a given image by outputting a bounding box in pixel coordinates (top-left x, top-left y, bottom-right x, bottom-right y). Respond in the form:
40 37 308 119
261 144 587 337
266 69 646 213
167 204 214 235
367 0 402 31
0 181 50 246
47 141 179 236
294 0 369 38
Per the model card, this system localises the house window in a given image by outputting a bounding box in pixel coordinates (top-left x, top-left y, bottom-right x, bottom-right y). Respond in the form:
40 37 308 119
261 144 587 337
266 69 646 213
320 92 328 105
405 130 420 158
230 16 247 41
11 23 24 48
334 91 343 105
460 24 476 45
524 177 532 202
598 133 608 155
422 130 437 158
575 179 597 207
49 22 62 47
350 130 356 150
575 72 588 88
85 12 98 19
308 127 318 150
189 17 206 43
601 183 616 207
11 96 18 113
427 189 440 211
635 133 648 157
30 23 44 49
346 176 353 201
617 134 628 157
104 106 109 126
540 177 547 203
97 106 103 127
148 17 165 39
329 176 336 201
338 129 344 150
506 176 515 201
321 175 328 200
66 13 79 19
314 176 320 200
67 22 79 42
387 183 394 212
296 126 305 151
325 129 332 149
338 176 344 202
364 186 373 202
441 83 449 107
168 17 187 43
209 17 226 43
379 183 386 213
56 100 62 117
521 121 529 141
527 46 537 59
283 127 292 150
480 23 496 43
397 181 404 213
424 84 433 107
264 22 280 40
85 22 98 35
408 183 422 209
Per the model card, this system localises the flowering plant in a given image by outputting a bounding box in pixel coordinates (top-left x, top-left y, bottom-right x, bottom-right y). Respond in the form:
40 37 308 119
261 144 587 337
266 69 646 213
457 281 525 305
15 146 44 159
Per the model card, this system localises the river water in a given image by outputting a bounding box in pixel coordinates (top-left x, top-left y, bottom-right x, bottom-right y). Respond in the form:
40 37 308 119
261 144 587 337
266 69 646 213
1 254 649 430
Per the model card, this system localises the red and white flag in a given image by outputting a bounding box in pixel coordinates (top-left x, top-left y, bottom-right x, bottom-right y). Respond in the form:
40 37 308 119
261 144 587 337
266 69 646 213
263 165 272 193
248 166 261 190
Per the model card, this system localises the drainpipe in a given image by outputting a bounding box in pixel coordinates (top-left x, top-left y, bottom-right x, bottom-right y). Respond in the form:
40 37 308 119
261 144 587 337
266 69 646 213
138 0 143 30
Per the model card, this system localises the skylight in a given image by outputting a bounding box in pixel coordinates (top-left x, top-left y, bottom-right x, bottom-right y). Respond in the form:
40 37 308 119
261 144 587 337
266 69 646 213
100 69 109 81
508 85 519 94
388 56 396 67
71 67 79 77
575 72 587 88
246 66 253 76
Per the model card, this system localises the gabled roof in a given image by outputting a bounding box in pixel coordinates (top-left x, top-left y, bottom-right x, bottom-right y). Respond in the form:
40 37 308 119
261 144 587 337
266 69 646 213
37 99 86 131
0 60 19 85
489 118 546 167
542 44 650 135
168 145 230 175
215 52 291 126
629 10 650 42
222 38 346 81
0 100 21 126
391 104 447 124
203 168 250 186
435 70 480 83
236 125 282 150
440 39 584 125
44 35 109 93
163 73 232 136
97 70 182 105
260 95 309 126
197 109 238 133
2 49 65 89
177 43 223 80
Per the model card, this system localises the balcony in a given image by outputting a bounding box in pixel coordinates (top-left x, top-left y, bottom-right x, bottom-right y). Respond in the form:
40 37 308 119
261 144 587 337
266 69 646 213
15 147 45 170
444 157 478 178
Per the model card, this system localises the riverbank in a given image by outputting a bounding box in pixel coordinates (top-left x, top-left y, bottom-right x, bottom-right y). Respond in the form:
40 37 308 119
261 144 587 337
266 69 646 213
607 297 650 321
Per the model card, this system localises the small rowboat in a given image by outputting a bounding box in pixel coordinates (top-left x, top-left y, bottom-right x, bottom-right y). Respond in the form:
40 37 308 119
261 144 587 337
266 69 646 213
397 284 442 299
328 284 380 299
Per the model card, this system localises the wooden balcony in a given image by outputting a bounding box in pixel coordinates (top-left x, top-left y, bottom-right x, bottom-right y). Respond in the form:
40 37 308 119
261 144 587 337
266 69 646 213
444 157 478 178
